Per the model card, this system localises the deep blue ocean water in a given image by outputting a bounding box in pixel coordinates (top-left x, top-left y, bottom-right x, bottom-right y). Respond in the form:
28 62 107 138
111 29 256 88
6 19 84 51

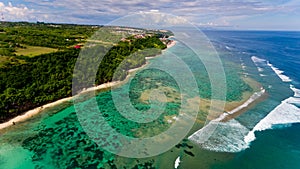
0 30 299 169
203 30 300 169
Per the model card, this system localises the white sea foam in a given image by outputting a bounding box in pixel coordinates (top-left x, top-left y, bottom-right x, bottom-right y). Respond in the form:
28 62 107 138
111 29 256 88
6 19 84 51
244 84 300 144
251 56 266 64
195 87 300 152
267 61 292 82
257 67 264 72
225 46 232 50
243 61 299 147
174 156 181 168
190 56 299 153
189 119 250 152
286 97 300 105
251 56 292 82
206 88 265 122
290 85 300 97
188 89 265 152
251 56 266 74
259 74 267 77
190 81 299 153
227 89 265 115
244 96 300 144
242 72 249 76
241 63 246 70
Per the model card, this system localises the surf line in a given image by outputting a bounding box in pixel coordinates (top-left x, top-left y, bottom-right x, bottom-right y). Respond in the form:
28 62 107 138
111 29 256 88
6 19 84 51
245 56 299 147
244 84 300 145
214 88 265 122
188 88 266 143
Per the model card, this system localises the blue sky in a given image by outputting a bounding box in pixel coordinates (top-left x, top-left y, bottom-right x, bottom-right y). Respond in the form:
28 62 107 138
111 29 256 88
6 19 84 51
0 0 299 30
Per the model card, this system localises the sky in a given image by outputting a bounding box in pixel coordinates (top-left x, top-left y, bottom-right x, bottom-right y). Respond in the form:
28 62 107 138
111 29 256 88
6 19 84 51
0 0 299 30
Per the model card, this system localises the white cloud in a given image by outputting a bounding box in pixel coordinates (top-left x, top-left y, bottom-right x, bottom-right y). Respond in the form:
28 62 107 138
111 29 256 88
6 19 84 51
1 0 299 29
0 2 35 21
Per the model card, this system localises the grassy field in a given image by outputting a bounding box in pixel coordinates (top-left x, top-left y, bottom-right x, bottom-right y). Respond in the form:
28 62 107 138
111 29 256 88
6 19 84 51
15 46 58 57
0 56 27 68
0 56 10 68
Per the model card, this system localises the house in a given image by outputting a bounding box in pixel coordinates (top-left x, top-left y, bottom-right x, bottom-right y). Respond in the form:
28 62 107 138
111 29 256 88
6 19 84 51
74 45 82 49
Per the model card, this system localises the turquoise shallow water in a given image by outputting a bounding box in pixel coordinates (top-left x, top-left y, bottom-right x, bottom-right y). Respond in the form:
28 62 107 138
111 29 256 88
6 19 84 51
0 38 232 168
0 31 299 169
202 30 300 169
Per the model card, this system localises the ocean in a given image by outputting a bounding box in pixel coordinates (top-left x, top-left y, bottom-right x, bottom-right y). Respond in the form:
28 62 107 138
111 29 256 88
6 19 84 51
202 30 300 169
0 30 299 169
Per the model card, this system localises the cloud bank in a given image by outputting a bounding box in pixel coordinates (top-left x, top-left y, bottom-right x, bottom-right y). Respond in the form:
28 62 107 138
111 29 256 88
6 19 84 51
1 0 299 29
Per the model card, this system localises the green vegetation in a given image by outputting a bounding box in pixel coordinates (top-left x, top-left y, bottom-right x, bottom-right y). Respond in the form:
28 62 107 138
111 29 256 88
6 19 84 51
0 22 98 68
0 22 96 49
15 45 58 57
96 36 166 84
0 22 167 122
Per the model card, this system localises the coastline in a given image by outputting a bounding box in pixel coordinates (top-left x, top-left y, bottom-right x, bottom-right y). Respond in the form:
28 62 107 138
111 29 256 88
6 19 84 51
0 40 177 131
188 78 268 145
220 77 268 122
197 77 267 123
217 88 266 122
0 39 264 131
0 81 120 131
216 78 268 122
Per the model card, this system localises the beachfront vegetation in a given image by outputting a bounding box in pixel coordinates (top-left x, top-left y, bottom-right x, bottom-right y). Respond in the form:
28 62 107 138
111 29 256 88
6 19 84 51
0 21 250 124
0 22 167 122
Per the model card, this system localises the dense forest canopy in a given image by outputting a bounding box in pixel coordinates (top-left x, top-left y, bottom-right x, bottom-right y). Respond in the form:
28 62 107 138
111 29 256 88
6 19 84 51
0 21 250 124
0 22 169 122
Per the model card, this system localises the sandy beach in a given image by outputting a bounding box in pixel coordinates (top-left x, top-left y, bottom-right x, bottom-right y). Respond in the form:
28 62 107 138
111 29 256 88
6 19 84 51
166 40 176 49
0 38 265 131
0 40 177 130
216 88 266 122
0 81 121 130
220 77 269 122
0 39 263 132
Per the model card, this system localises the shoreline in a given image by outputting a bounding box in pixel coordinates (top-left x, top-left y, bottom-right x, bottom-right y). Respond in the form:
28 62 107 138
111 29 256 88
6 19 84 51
166 40 176 49
0 81 121 131
0 39 264 132
220 77 269 122
217 77 268 122
200 77 267 123
216 88 266 122
0 40 177 131
188 83 268 143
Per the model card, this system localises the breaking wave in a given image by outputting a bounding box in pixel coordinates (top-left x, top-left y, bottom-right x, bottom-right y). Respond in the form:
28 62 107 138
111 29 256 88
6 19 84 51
251 56 292 82
225 46 232 51
244 89 300 144
251 56 266 63
189 87 300 153
188 89 265 152
188 56 299 153
267 61 292 82
244 57 300 149
189 119 250 153
290 85 300 97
